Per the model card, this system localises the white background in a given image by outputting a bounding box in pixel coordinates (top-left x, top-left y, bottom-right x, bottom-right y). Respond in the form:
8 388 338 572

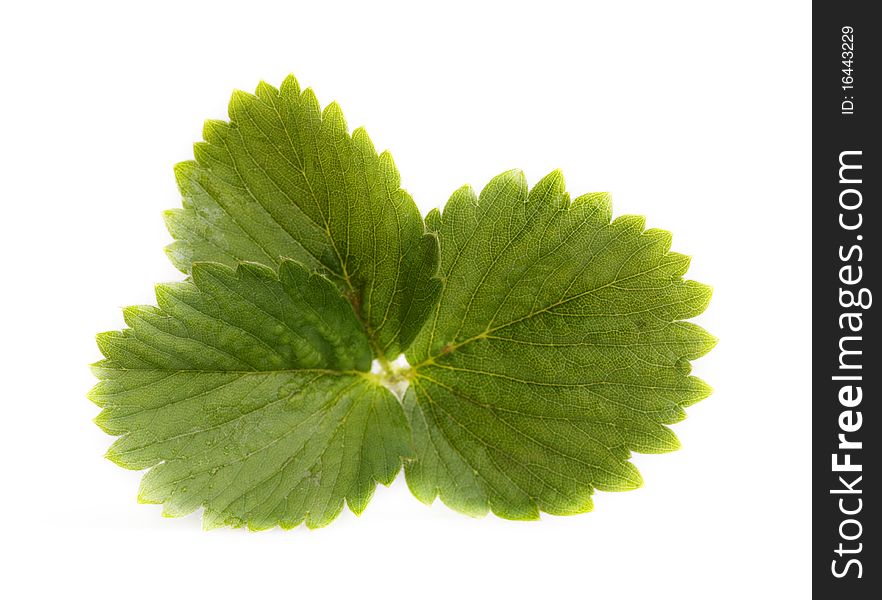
0 1 810 598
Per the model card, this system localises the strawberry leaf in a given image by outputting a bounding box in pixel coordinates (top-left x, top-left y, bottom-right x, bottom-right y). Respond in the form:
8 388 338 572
90 261 411 529
403 170 716 518
164 75 440 358
92 76 715 529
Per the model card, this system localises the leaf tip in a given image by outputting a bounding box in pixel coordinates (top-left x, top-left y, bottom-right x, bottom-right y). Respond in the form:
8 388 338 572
530 168 569 207
425 207 442 232
189 260 231 284
201 510 225 531
704 330 720 353
280 73 300 96
444 183 479 216
627 466 645 490
228 88 257 119
88 359 109 380
201 119 228 143
91 408 109 429
103 445 128 468
254 79 279 99
544 167 566 187
163 242 193 275
488 499 540 521
676 376 714 409
574 191 613 221
172 160 196 186
687 281 715 317
94 331 120 358
347 491 373 517
696 377 715 400
322 101 347 132
484 169 527 200
85 385 101 407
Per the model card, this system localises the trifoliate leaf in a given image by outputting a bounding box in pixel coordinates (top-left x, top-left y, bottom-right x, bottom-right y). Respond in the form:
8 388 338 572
164 75 440 358
403 170 716 519
90 261 412 529
93 75 715 529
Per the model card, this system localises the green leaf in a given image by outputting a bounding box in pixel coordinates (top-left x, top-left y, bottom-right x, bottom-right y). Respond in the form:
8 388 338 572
163 75 440 358
94 75 715 528
90 261 412 529
403 170 716 519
